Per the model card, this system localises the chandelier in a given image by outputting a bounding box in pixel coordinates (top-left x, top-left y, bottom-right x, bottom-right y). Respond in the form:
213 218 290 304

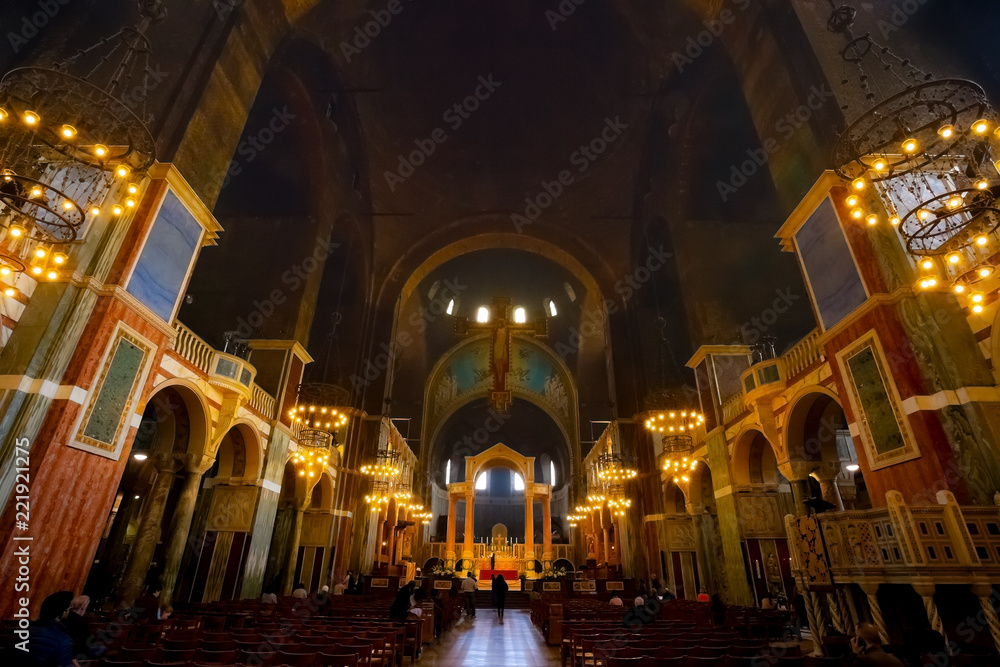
645 409 703 476
595 451 637 483
827 4 1000 306
361 445 400 477
365 478 393 508
0 3 162 294
288 382 349 480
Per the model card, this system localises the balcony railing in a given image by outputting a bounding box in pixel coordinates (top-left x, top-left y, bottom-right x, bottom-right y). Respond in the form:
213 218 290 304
786 494 1000 585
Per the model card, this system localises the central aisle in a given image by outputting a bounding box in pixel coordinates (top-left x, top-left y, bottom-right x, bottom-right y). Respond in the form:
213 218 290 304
420 609 560 666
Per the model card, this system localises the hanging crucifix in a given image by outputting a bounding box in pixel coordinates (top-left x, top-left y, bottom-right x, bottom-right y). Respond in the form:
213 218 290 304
454 296 547 414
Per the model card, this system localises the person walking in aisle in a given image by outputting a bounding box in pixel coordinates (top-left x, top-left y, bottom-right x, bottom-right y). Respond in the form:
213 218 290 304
492 574 509 623
461 572 477 618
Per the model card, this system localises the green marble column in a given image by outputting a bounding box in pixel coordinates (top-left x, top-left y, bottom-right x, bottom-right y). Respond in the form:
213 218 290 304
118 455 182 605
160 455 214 607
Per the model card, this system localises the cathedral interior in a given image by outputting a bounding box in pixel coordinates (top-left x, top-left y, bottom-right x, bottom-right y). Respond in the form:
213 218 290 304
1 0 1000 664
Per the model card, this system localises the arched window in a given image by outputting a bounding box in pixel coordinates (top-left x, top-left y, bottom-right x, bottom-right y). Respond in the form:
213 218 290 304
513 472 524 491
476 471 488 490
476 306 489 323
550 461 556 486
514 306 526 324
544 298 558 317
445 459 451 485
446 298 455 315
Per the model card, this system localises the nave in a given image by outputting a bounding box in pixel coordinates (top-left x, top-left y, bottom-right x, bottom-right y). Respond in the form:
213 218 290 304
419 610 559 667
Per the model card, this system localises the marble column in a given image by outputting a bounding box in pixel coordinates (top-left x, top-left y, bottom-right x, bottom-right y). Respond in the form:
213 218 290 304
914 584 950 653
804 590 829 648
601 508 611 568
789 478 812 516
973 584 1000 657
281 503 306 594
118 455 183 606
160 455 214 607
861 584 890 644
375 517 386 564
524 492 534 573
462 492 474 571
386 510 398 568
541 494 552 568
444 493 458 568
821 480 844 510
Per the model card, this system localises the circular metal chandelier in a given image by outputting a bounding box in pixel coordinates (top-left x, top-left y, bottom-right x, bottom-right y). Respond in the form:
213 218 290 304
288 382 349 480
645 409 703 480
0 4 162 293
828 4 1000 305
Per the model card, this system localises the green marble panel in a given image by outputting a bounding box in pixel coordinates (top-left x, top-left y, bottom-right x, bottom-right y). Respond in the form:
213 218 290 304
847 346 905 456
82 339 145 446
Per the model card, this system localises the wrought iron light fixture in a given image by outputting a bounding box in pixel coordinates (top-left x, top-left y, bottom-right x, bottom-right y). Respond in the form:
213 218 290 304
288 382 349 480
0 1 163 293
827 3 1000 303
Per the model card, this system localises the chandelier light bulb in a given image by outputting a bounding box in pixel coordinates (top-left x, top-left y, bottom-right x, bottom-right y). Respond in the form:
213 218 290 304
937 124 955 139
62 200 73 210
902 138 918 153
926 277 937 287
30 187 42 198
9 224 25 237
872 157 888 172
977 235 989 246
116 165 130 178
0 266 9 276
60 124 76 139
851 207 864 220
852 177 866 191
921 259 933 270
972 292 984 303
127 183 139 195
948 196 963 209
0 108 7 121
954 284 965 293
125 198 136 208
973 119 990 135
46 270 58 280
890 216 901 226
112 205 124 215
31 265 42 276
34 247 46 259
979 267 992 278
973 304 984 314
4 287 15 298
947 253 961 264
22 110 39 126
977 179 990 190
93 144 108 157
866 214 878 226
90 206 101 216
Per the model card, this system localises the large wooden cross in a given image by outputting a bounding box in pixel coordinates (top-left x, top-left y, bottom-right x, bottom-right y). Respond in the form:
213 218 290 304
455 296 547 414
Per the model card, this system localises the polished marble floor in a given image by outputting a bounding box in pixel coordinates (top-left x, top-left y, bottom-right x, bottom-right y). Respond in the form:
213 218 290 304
419 609 561 666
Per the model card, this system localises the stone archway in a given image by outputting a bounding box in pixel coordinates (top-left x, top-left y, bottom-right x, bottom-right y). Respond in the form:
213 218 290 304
443 443 554 577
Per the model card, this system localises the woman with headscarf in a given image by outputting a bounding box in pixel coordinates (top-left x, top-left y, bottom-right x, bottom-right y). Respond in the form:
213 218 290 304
492 574 509 623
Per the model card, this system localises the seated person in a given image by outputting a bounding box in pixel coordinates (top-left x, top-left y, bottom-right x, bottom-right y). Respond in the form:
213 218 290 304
608 594 624 607
291 582 308 599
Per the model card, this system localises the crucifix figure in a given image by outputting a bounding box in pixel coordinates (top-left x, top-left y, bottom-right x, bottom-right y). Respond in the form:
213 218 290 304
455 296 547 414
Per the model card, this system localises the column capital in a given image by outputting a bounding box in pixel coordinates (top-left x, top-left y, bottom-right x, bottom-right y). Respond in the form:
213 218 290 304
182 453 216 475
153 453 184 475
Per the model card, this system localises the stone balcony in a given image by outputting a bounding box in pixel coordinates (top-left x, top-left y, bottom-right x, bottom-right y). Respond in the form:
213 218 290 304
786 490 1000 588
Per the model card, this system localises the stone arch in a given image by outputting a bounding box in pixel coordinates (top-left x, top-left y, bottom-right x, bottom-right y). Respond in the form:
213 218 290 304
732 427 781 486
783 386 848 465
464 443 536 490
214 420 263 482
664 479 687 514
139 379 211 457
310 471 335 512
686 459 716 514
